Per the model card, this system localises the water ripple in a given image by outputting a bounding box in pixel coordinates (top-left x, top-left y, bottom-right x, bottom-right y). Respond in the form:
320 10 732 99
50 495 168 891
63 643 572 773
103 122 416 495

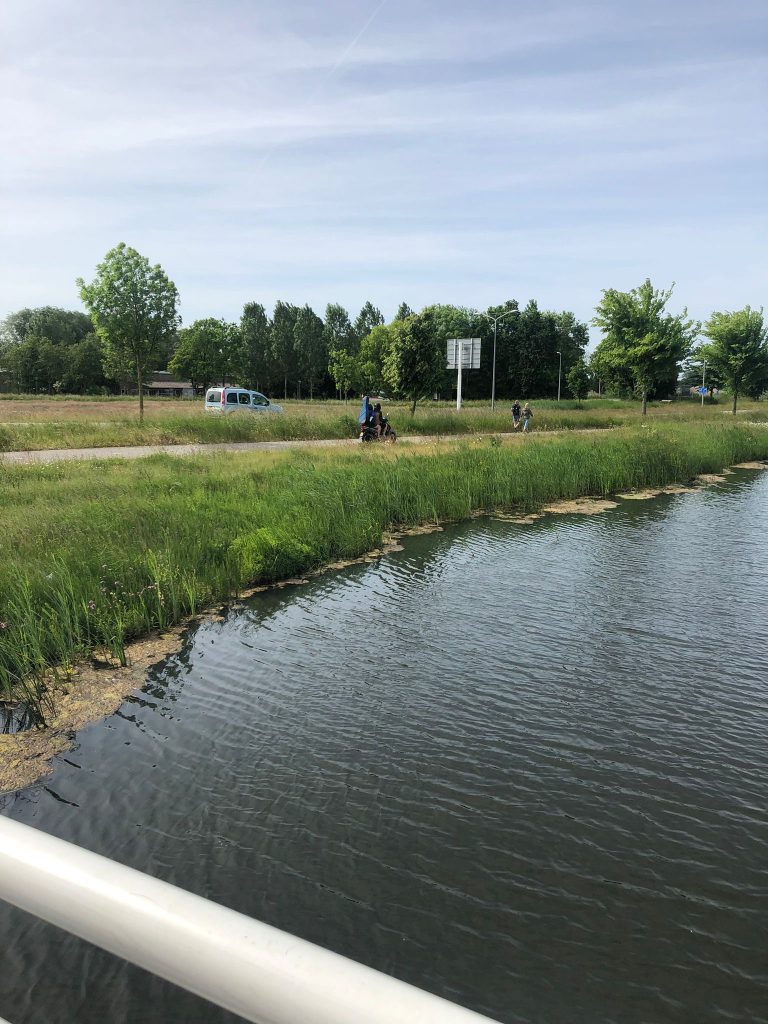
1 472 768 1024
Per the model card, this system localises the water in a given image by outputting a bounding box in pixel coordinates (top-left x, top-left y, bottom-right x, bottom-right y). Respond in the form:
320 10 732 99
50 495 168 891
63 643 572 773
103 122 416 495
1 471 767 1024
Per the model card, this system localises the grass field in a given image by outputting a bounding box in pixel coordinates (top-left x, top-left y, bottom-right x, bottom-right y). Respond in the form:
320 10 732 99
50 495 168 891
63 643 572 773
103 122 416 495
0 394 765 451
2 421 767 714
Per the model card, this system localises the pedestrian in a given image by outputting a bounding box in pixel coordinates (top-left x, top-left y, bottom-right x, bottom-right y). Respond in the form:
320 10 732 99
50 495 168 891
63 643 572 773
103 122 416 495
521 402 533 432
511 400 521 430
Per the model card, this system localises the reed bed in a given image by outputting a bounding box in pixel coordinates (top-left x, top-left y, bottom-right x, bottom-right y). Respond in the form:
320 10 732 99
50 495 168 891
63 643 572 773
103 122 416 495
1 422 767 715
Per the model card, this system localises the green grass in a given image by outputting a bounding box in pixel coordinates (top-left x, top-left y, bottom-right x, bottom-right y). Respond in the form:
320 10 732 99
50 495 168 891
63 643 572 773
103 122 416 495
1 421 767 716
1 396 766 451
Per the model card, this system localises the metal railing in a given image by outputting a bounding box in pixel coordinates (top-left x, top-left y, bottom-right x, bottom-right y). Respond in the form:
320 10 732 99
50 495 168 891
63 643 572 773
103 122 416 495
0 816 500 1024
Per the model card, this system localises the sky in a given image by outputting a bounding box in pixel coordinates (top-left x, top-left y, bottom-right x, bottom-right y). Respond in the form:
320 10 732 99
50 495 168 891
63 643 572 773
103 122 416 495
1 0 766 337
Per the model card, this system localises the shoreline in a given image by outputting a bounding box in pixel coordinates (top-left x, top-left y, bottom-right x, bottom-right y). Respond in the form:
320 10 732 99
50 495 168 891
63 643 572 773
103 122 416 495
2 458 766 796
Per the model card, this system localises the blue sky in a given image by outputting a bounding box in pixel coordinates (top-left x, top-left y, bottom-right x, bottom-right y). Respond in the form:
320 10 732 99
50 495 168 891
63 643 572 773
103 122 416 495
1 0 766 337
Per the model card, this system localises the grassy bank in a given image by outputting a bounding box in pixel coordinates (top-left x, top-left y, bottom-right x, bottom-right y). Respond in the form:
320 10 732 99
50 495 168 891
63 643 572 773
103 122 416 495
1 396 766 451
1 422 767 713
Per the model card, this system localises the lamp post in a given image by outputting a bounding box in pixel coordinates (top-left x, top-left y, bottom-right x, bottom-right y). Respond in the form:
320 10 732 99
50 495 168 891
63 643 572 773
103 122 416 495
557 350 562 402
701 359 706 407
481 308 519 410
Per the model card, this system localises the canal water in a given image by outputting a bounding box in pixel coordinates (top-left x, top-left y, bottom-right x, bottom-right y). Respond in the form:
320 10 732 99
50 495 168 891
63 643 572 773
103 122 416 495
1 470 767 1024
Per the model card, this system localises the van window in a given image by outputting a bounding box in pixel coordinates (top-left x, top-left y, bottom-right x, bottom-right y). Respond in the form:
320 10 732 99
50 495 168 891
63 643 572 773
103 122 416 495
226 392 239 404
206 390 221 404
238 392 250 405
253 393 269 406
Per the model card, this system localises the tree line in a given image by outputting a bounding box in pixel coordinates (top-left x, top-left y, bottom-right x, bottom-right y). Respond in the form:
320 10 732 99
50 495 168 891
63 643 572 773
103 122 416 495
1 244 766 417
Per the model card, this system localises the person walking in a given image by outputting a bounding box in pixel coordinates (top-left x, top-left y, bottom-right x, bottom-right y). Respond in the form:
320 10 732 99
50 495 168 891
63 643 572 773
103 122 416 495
521 402 533 432
511 400 521 430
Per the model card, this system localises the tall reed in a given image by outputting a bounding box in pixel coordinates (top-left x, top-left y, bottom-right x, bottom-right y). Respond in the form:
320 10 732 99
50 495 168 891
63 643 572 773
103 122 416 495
1 423 766 712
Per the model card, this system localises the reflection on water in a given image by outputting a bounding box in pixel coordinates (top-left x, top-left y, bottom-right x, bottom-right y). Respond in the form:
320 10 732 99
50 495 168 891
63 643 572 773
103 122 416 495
1 472 768 1024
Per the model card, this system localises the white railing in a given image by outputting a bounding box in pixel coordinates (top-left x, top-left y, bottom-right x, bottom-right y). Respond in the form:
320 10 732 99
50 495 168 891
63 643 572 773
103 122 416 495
0 816 500 1024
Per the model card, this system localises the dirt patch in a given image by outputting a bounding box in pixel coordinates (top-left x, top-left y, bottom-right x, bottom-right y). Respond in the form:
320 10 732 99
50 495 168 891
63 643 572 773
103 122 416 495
616 484 696 500
732 461 768 470
491 510 546 524
0 627 188 794
542 497 619 515
695 473 731 485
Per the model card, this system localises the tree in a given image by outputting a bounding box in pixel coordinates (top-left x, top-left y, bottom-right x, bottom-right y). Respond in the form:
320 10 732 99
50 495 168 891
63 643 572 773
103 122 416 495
383 310 444 414
699 307 768 414
169 319 237 391
512 300 549 398
77 243 180 420
394 302 414 321
324 304 356 398
324 303 355 353
270 300 300 399
0 307 92 349
60 334 109 393
0 307 102 394
4 335 64 393
592 279 699 415
234 303 273 392
328 348 359 401
353 301 384 343
358 324 393 394
566 357 590 402
420 304 481 397
293 305 327 398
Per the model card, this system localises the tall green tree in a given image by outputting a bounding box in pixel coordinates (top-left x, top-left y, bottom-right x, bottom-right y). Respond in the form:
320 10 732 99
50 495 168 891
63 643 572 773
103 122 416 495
4 335 64 393
293 305 327 399
0 307 102 394
566 357 590 402
328 349 359 401
0 307 93 349
77 243 180 420
60 334 109 393
699 307 768 414
394 302 414 321
324 303 356 398
383 310 444 414
169 319 237 391
324 303 355 353
353 301 384 343
512 300 550 398
592 279 698 414
358 324 393 394
270 300 300 399
235 302 273 392
419 304 479 397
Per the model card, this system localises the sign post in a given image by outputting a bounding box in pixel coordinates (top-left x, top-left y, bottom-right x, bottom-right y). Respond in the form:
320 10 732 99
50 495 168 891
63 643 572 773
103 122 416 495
446 338 481 411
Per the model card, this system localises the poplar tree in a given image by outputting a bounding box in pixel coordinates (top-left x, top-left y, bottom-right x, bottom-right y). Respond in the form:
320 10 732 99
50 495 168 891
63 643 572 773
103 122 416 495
293 305 326 398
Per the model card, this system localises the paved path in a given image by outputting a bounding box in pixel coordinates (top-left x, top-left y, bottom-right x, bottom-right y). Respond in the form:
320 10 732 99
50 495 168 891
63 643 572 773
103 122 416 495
0 433 522 465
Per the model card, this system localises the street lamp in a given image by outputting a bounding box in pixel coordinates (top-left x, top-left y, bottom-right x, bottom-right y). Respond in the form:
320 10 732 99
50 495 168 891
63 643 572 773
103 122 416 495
557 350 562 402
480 308 519 410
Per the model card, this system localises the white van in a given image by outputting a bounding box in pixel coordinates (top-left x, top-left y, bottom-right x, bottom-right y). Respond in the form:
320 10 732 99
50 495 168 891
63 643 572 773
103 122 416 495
204 388 283 414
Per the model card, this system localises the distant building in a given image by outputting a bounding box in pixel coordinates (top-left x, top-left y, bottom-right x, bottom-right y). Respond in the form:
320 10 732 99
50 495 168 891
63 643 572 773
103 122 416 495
131 371 200 399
